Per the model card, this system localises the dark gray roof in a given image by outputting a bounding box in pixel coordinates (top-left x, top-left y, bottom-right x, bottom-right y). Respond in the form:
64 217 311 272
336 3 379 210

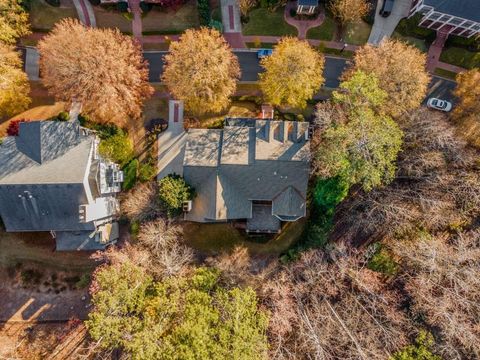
272 186 306 219
0 183 95 232
423 0 480 22
183 119 310 222
247 204 281 233
297 0 318 6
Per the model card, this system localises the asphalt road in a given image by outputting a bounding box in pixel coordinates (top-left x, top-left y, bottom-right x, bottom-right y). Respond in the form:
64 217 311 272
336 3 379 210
144 50 456 103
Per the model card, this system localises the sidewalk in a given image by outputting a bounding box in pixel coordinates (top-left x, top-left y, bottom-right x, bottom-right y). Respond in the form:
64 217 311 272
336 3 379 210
220 0 246 48
128 0 143 39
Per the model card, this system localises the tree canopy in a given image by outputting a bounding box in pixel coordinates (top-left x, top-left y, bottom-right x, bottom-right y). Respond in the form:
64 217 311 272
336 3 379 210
344 39 430 117
259 37 324 109
158 174 195 216
0 0 30 45
0 44 31 118
162 28 240 116
38 19 153 125
98 131 134 167
86 263 269 360
453 68 480 147
313 71 403 191
329 0 370 25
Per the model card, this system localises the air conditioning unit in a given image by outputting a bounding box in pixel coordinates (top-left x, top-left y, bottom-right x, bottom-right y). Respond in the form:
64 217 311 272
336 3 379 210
183 200 192 212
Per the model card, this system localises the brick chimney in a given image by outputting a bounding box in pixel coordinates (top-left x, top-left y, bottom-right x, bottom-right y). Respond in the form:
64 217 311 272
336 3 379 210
261 104 274 119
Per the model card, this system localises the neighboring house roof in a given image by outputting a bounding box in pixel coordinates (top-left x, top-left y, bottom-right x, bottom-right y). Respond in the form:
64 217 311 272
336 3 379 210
0 121 91 185
423 0 480 22
297 0 318 6
0 121 95 232
183 119 310 223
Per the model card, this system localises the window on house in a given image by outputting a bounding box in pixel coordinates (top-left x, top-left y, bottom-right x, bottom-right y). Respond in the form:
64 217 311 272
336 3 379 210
449 17 463 25
428 12 441 19
439 15 450 22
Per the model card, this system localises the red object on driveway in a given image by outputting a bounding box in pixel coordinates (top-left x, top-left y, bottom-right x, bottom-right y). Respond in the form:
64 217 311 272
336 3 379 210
229 5 235 30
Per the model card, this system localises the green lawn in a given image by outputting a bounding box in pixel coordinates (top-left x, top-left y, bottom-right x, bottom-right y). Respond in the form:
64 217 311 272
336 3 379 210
93 6 133 33
306 16 336 41
183 219 306 255
243 7 297 36
433 68 457 80
440 47 480 69
246 42 276 49
344 20 371 45
142 0 199 34
392 31 428 52
29 0 78 31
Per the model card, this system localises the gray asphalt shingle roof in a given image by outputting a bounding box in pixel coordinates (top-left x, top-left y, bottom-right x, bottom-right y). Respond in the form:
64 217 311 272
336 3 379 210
0 121 95 232
183 119 310 223
423 0 480 22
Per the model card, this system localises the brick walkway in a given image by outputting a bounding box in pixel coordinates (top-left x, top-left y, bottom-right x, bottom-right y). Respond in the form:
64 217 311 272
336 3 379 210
284 2 325 39
427 29 449 72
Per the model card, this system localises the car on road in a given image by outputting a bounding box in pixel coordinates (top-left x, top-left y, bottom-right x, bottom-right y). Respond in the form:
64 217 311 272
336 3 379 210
379 0 395 17
427 98 453 112
257 49 273 59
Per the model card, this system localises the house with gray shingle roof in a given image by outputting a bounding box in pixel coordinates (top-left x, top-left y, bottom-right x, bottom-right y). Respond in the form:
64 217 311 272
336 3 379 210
0 120 124 251
158 101 310 233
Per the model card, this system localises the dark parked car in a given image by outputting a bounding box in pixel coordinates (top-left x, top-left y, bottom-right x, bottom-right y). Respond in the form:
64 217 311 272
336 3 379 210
379 0 395 17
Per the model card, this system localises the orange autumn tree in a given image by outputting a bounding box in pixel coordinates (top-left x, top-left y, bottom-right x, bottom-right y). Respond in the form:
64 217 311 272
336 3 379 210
344 39 430 117
452 68 480 147
38 19 153 124
0 43 31 118
329 0 370 26
162 28 240 116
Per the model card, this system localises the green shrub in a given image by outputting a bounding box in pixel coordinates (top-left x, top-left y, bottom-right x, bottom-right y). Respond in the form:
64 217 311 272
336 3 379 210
139 1 152 12
49 111 69 122
395 14 436 43
313 177 350 217
45 0 60 6
198 0 211 26
391 331 441 360
122 159 138 191
158 174 195 217
78 114 121 139
75 273 91 289
129 220 140 239
445 34 480 52
367 243 398 276
98 132 134 166
283 177 350 260
209 19 223 32
117 1 129 12
21 269 43 285
138 162 156 182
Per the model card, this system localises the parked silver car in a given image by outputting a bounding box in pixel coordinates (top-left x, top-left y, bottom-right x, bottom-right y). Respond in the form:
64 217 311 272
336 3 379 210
427 98 453 112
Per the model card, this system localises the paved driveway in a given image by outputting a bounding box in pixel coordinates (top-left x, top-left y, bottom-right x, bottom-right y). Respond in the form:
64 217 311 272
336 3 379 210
368 0 412 45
